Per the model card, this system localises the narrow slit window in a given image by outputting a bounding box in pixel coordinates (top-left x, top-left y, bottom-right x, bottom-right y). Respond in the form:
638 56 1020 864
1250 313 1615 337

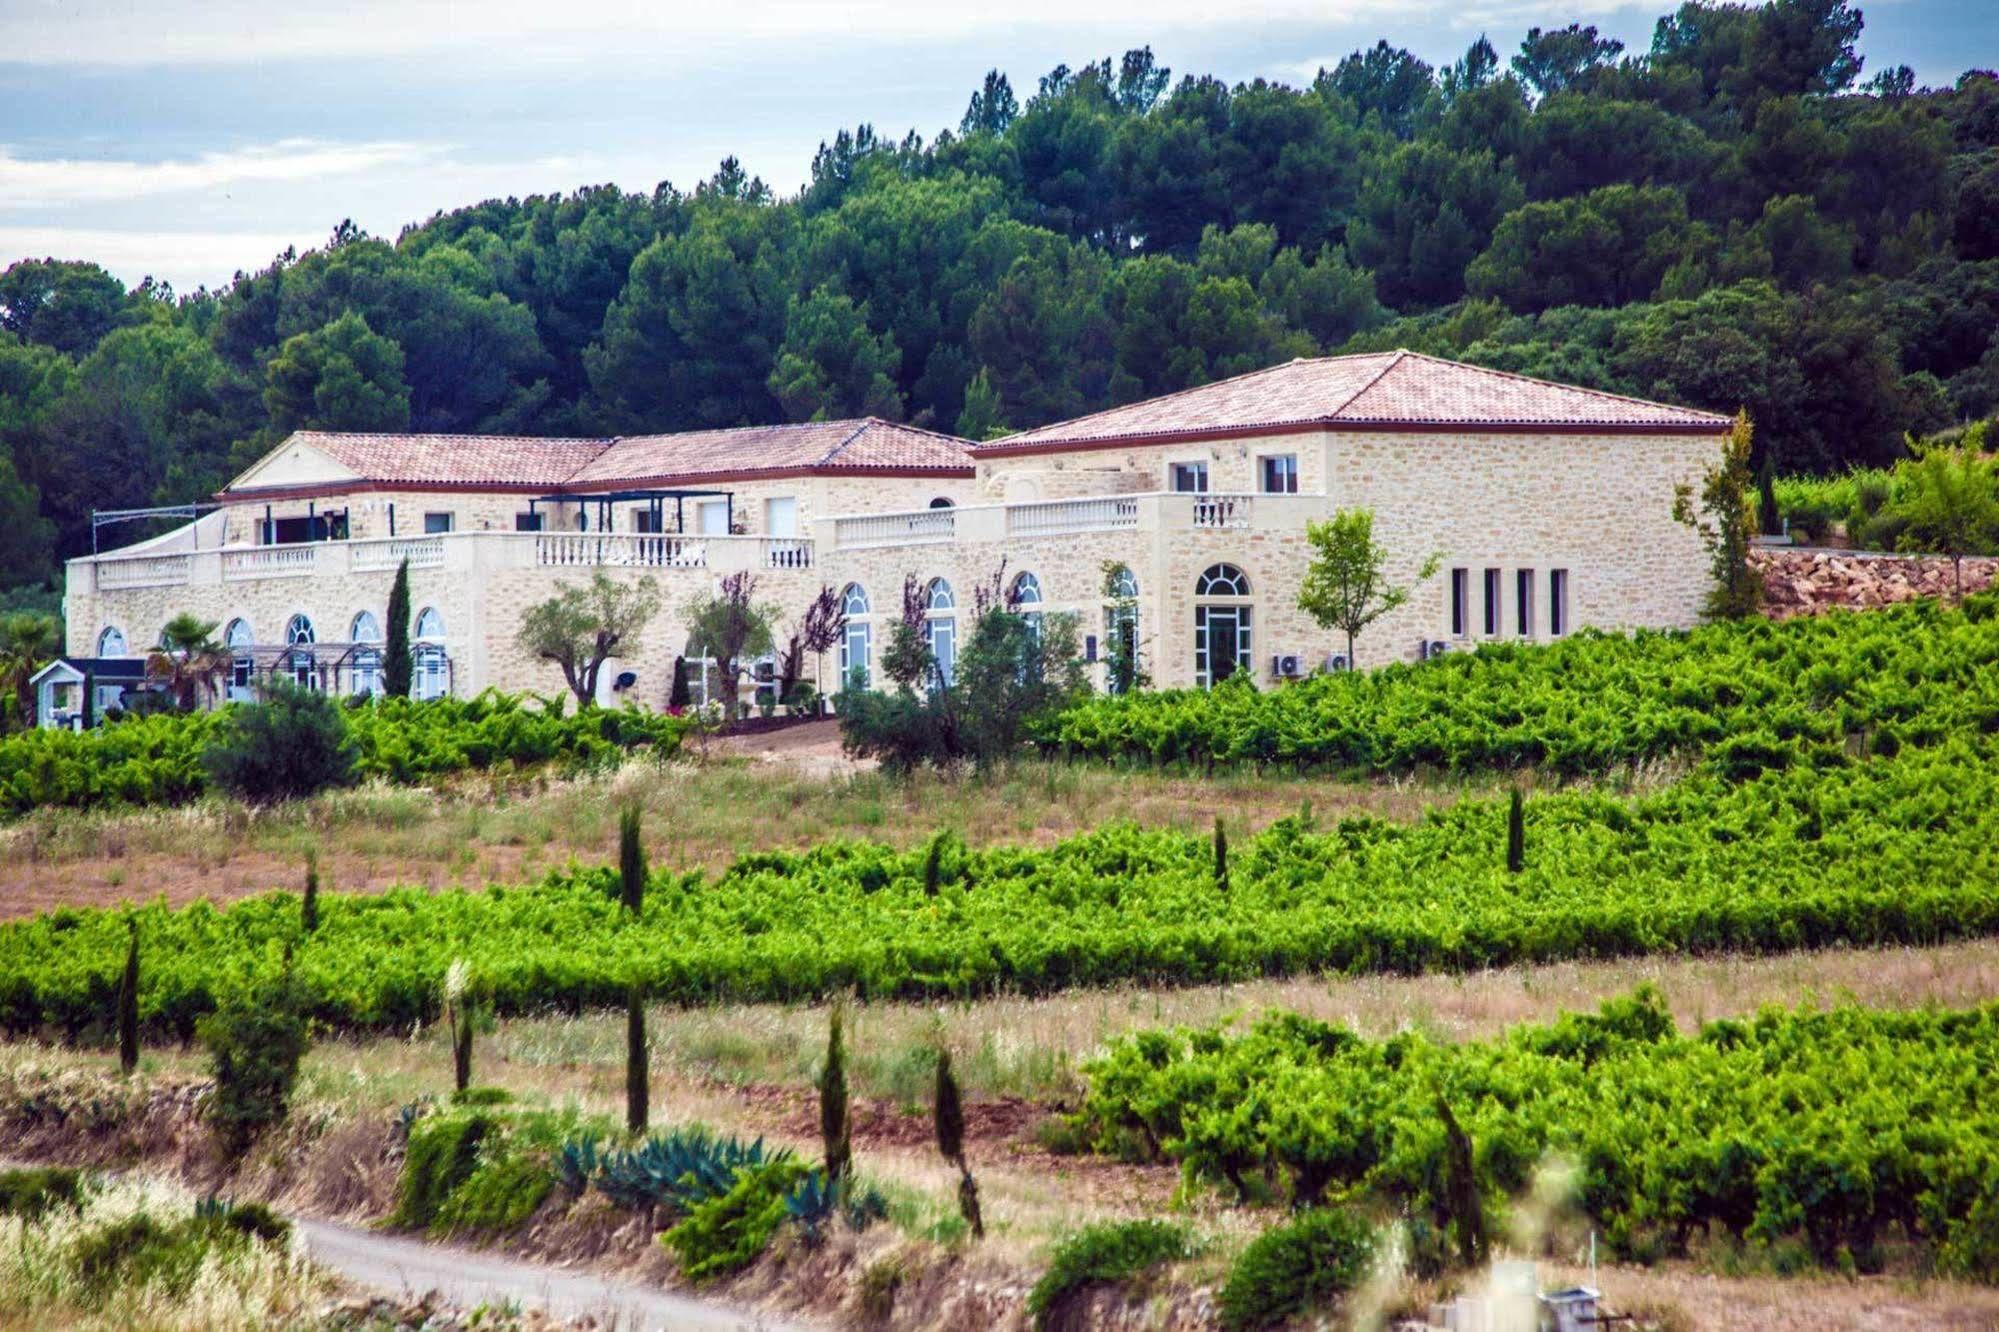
1450 568 1469 637
1483 568 1501 636
1516 569 1535 637
1549 568 1570 636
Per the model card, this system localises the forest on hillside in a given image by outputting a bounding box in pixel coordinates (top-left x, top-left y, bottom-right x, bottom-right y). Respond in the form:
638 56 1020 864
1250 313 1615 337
2 0 1997 606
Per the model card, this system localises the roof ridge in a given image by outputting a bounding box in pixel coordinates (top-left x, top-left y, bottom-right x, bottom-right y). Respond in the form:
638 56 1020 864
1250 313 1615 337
1319 347 1411 421
819 419 878 466
1370 350 1731 422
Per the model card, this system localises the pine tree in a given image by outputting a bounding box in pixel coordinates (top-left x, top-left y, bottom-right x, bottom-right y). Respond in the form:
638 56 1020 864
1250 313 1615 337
117 918 140 1075
1213 816 1229 893
384 558 414 697
1505 789 1525 875
933 1047 984 1238
618 804 646 915
626 982 649 1134
302 848 320 934
820 1002 852 1183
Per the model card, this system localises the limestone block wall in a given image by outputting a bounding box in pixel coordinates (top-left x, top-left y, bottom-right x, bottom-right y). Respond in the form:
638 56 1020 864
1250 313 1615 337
974 432 1329 502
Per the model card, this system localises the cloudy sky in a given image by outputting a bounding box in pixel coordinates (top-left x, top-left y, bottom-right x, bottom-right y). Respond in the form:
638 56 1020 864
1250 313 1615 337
2 0 1992 293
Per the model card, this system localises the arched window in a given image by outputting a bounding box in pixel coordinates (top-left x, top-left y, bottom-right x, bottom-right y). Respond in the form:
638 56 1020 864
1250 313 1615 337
413 608 447 700
1195 563 1250 597
348 612 383 698
224 619 255 700
96 626 127 657
928 496 956 509
1010 570 1044 646
1194 564 1252 688
1103 566 1140 695
839 584 871 690
283 614 318 690
925 578 956 689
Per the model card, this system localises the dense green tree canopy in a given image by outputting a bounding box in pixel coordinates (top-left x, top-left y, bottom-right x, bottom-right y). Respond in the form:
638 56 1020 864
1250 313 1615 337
2 0 1994 601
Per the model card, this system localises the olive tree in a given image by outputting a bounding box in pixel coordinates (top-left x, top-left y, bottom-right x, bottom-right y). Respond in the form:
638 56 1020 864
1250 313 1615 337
516 572 662 707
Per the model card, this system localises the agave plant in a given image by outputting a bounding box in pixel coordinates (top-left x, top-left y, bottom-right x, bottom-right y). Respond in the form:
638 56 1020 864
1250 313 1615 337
588 1126 792 1215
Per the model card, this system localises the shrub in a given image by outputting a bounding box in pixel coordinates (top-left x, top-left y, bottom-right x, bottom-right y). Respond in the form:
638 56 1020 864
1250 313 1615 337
391 1111 494 1229
0 1165 86 1219
198 980 309 1153
1026 1220 1189 1330
1217 1209 1377 1331
662 1159 807 1281
432 1152 554 1234
202 680 358 804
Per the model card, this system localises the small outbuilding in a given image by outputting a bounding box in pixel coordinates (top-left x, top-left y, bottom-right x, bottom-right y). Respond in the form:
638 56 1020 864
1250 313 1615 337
31 657 151 730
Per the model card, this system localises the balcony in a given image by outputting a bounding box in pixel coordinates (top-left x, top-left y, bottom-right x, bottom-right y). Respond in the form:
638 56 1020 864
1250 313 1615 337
80 528 817 596
829 490 1325 551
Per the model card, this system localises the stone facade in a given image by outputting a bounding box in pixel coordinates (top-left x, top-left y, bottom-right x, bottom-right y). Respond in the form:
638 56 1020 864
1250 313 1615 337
68 424 1720 701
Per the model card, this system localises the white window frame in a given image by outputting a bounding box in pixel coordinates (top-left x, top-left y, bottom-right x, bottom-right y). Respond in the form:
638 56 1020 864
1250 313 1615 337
1258 453 1299 494
1169 460 1209 493
423 512 454 535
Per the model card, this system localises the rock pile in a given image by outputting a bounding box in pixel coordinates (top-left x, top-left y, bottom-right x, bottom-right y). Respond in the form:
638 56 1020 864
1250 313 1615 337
1752 549 1999 619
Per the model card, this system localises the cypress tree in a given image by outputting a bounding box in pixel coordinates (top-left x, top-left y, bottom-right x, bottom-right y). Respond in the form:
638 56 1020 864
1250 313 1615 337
1757 455 1782 537
669 655 692 710
117 918 140 1075
820 1003 851 1184
302 848 320 934
934 1047 983 1238
618 804 646 915
1505 789 1525 875
922 831 946 898
626 983 648 1133
446 960 474 1093
1436 1095 1487 1267
1213 816 1229 893
384 558 414 698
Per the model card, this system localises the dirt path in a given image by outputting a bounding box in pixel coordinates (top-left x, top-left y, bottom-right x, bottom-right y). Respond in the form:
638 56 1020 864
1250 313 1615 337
310 1215 813 1331
707 719 869 777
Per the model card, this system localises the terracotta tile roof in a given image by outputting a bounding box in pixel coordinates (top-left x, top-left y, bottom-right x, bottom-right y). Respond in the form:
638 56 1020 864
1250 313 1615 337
980 351 1732 453
568 418 973 487
225 419 972 495
251 431 612 490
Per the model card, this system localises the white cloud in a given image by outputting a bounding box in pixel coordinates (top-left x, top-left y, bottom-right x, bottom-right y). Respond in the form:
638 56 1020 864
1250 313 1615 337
0 140 440 207
0 225 320 289
1 0 1428 66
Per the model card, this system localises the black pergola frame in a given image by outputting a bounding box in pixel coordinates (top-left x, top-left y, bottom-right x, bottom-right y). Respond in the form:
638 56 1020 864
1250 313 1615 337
526 487 737 536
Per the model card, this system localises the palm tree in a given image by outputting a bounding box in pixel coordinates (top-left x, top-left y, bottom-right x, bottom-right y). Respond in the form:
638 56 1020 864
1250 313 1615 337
0 612 60 731
146 613 228 711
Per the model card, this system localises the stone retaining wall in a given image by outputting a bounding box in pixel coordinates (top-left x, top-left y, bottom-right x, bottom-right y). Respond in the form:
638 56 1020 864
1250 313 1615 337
1753 547 1999 618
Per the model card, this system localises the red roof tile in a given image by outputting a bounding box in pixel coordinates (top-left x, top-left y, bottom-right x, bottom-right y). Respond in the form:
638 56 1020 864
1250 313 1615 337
224 419 972 496
980 351 1732 454
568 418 973 487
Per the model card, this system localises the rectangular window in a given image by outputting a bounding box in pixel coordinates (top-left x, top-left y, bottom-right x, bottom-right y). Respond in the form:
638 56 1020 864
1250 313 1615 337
1259 454 1298 494
423 512 454 535
1450 568 1469 637
1516 568 1535 637
1170 461 1209 493
1550 569 1570 636
514 512 543 532
1483 568 1501 636
697 500 731 535
765 496 798 537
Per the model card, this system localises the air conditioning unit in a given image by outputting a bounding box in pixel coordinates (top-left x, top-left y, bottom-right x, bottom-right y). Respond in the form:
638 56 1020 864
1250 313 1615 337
1426 640 1452 660
1324 653 1351 673
1272 653 1304 678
